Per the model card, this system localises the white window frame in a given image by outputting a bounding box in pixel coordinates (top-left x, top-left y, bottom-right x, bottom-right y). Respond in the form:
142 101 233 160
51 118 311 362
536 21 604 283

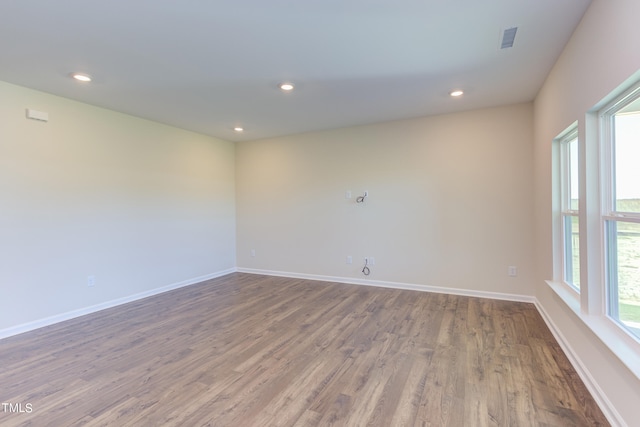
558 127 580 291
599 81 640 339
547 77 640 381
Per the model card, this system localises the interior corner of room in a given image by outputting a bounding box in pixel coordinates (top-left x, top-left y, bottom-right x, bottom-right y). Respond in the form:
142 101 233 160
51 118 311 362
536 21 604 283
1 1 639 426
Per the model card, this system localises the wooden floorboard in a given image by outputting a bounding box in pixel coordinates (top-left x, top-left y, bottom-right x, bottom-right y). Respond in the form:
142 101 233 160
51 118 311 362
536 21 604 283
0 273 609 426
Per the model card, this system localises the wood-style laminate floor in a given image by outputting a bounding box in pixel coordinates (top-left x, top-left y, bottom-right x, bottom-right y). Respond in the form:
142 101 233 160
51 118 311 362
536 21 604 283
0 273 608 426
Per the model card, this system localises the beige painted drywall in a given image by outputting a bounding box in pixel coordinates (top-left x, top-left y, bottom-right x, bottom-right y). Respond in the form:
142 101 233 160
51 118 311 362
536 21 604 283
534 0 640 424
2 1 637 422
0 81 236 331
236 103 535 296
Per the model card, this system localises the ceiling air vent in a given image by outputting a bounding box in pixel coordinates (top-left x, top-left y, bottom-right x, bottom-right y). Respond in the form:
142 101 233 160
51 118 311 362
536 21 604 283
500 27 518 49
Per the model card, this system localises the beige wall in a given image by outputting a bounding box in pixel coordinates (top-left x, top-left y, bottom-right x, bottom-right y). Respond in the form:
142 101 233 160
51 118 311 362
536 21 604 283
0 81 236 331
534 0 640 425
2 0 638 422
236 103 535 296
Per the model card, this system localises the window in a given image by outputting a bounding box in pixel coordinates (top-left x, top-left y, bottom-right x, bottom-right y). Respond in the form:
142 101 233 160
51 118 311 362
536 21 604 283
549 75 640 379
601 84 640 339
557 126 580 290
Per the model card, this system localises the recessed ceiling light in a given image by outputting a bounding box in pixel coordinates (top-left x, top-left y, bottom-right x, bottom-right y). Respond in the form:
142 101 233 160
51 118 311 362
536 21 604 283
279 83 295 91
71 73 92 82
450 90 464 97
233 126 244 132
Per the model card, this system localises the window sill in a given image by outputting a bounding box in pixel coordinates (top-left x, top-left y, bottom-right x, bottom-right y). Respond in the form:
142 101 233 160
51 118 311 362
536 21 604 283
546 280 640 380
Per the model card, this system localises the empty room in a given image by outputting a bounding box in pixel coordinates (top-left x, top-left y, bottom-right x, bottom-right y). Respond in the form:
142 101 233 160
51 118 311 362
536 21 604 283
1 0 639 426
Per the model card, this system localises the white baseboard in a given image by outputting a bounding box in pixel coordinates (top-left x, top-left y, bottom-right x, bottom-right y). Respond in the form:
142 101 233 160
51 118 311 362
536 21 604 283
237 267 536 303
534 301 626 427
239 267 624 426
1 266 624 426
0 268 236 340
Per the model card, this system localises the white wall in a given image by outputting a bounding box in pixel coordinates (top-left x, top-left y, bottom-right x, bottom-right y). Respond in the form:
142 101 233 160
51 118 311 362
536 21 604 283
3 1 637 421
0 81 236 332
236 103 535 297
534 0 640 425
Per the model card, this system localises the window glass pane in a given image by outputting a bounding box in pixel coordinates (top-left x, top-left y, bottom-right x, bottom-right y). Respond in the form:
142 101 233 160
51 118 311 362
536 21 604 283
613 110 640 213
568 137 579 211
564 215 580 289
608 221 640 339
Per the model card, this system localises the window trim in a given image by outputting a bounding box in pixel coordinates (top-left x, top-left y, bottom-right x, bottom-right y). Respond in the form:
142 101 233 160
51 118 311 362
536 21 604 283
600 82 640 341
546 279 640 379
549 77 640 380
600 81 640 219
556 124 580 291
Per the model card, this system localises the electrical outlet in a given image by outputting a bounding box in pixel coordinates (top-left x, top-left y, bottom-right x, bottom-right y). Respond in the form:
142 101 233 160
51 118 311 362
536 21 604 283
365 257 375 265
508 266 517 277
87 275 95 287
251 249 256 257
346 256 353 264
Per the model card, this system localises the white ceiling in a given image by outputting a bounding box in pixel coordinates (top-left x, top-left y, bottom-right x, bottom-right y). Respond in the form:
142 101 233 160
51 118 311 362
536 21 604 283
0 0 591 142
